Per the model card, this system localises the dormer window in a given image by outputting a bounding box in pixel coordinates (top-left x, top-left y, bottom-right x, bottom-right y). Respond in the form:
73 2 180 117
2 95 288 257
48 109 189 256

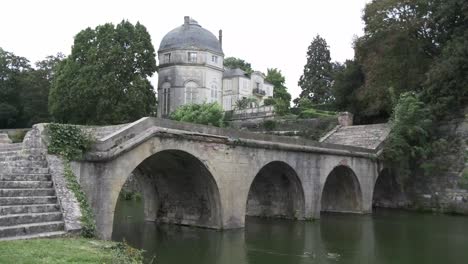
164 53 171 63
212 55 218 63
188 52 197 62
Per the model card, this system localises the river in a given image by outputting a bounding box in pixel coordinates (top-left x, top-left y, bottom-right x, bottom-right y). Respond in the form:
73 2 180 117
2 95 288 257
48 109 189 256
112 199 468 264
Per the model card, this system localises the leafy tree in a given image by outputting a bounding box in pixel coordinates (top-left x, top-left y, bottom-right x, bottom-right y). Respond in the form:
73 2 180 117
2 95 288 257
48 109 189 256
49 20 157 125
383 92 432 173
296 35 333 105
265 68 291 115
0 48 31 128
223 57 253 75
331 60 364 113
21 54 64 126
170 103 224 127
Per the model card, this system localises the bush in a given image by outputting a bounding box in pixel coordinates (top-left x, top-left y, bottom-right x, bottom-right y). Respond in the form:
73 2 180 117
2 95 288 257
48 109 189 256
298 108 336 119
170 103 224 127
8 130 27 143
47 123 94 160
262 120 277 131
111 240 146 264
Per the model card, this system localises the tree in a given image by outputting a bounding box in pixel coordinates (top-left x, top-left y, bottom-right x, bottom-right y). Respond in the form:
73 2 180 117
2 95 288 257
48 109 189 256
296 35 333 105
0 48 31 128
21 54 64 126
331 60 364 113
49 20 157 125
223 57 253 75
170 103 224 127
265 68 291 115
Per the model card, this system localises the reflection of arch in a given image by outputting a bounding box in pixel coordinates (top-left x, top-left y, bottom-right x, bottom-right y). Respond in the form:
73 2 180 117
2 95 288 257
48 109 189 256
372 168 405 209
321 165 363 213
113 149 222 231
246 161 305 219
184 81 198 104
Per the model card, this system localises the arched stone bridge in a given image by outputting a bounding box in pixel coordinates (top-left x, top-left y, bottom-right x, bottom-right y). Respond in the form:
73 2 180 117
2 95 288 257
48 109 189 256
71 117 387 239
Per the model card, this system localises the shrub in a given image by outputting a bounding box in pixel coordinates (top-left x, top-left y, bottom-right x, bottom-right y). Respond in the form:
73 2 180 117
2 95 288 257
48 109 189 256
170 103 224 127
262 120 277 131
47 123 94 160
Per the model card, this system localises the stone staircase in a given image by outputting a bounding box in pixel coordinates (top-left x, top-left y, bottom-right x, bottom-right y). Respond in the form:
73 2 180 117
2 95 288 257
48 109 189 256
320 123 391 150
0 133 65 240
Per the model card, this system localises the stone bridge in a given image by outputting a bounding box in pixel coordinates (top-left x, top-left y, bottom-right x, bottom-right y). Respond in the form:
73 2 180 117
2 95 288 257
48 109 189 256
69 117 387 239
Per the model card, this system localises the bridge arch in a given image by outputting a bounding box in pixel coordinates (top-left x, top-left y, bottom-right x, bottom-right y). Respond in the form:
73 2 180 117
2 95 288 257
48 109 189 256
246 161 305 219
113 149 223 230
372 168 405 209
321 165 363 213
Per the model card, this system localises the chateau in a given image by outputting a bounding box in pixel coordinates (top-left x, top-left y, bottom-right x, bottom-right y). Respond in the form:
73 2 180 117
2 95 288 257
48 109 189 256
157 16 273 117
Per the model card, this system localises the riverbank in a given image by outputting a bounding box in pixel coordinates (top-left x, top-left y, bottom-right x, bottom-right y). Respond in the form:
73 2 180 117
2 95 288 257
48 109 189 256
0 237 144 264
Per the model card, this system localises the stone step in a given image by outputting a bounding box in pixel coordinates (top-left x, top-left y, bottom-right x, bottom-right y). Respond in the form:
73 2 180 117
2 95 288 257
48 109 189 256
0 196 57 206
0 230 66 241
0 221 64 239
0 148 44 156
0 181 53 189
1 167 49 174
0 160 48 168
0 143 22 151
0 154 46 162
0 204 60 215
0 188 56 197
0 174 51 181
0 212 62 226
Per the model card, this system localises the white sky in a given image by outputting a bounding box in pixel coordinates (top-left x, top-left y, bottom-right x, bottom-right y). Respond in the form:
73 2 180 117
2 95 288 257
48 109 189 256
0 0 370 100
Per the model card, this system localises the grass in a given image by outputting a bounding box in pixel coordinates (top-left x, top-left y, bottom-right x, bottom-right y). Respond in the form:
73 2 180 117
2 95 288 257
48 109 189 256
0 237 117 264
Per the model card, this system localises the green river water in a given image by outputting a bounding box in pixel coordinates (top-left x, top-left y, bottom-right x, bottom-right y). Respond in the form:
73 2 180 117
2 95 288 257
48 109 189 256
112 199 468 264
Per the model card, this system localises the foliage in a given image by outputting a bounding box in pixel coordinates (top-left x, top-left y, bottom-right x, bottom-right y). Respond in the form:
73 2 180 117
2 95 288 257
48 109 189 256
8 130 27 143
234 97 258 110
382 93 432 172
331 60 364 113
111 240 146 264
296 35 334 105
261 120 277 131
119 190 142 201
49 20 157 125
170 102 224 127
63 163 96 238
265 68 292 115
0 47 62 128
47 123 93 160
223 57 253 75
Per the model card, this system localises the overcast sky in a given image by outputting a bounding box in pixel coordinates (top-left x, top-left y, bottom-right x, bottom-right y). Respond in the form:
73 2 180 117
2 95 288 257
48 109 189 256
1 0 370 100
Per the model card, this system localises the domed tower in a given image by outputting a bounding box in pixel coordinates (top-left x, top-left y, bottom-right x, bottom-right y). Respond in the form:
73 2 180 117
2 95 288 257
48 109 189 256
158 16 224 117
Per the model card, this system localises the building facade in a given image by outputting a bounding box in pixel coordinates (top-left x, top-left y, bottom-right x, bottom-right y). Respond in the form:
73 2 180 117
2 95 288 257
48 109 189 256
158 16 273 117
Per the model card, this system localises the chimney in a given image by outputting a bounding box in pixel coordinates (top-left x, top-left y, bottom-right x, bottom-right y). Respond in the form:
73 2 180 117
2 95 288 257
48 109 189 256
338 112 354 126
219 30 223 48
184 16 190 25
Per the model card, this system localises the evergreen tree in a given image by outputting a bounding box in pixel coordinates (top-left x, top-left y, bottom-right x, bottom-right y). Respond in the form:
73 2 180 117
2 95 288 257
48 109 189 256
296 35 333 105
49 20 157 125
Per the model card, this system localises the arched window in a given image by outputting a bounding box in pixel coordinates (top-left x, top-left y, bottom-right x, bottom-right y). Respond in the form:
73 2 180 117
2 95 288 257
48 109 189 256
185 81 198 104
161 82 171 116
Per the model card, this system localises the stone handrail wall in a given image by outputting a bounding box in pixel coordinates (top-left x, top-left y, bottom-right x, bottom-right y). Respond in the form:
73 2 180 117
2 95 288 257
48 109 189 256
90 117 377 159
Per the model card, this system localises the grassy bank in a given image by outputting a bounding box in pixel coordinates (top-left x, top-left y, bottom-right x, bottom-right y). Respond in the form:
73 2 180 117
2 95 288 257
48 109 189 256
0 237 143 264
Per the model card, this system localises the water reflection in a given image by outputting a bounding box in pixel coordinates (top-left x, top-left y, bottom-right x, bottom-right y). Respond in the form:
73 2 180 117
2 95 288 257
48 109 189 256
113 199 468 264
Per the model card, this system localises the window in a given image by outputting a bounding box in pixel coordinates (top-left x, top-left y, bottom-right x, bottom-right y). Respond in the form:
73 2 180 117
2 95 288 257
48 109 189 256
164 53 171 63
256 82 260 89
161 82 171 116
212 55 218 63
188 52 197 63
185 81 198 103
211 84 218 102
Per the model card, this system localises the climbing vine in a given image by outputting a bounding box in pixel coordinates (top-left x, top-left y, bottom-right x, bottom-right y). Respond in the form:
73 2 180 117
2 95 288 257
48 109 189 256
46 123 96 237
47 123 94 160
63 162 96 238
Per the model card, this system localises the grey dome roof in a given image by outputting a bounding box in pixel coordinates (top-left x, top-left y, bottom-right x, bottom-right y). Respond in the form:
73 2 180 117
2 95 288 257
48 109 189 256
159 17 223 54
